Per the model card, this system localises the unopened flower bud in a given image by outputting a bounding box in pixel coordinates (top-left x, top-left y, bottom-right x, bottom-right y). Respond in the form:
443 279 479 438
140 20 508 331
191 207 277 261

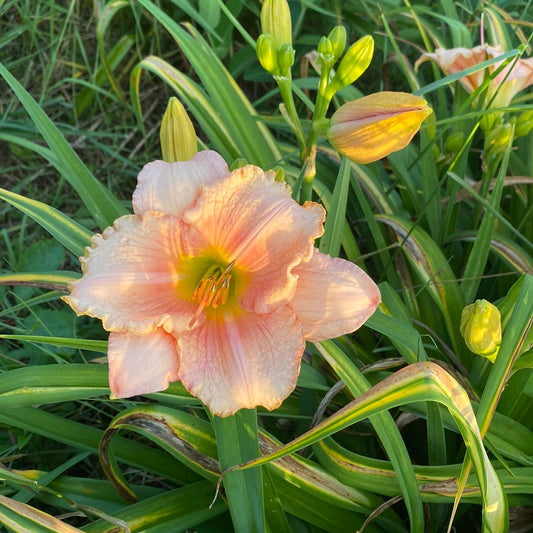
327 26 347 62
229 158 248 170
326 35 374 99
444 132 465 154
515 110 533 137
327 92 432 164
160 97 197 162
460 299 501 362
261 0 292 50
485 123 513 154
318 36 332 57
257 34 279 75
278 43 295 74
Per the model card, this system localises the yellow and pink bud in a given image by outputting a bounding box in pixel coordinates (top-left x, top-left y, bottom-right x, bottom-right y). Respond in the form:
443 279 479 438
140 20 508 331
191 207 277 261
327 91 432 164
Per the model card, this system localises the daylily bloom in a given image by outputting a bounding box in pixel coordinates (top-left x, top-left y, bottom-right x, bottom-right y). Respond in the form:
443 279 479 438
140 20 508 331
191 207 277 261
64 151 380 416
328 92 432 164
416 45 533 109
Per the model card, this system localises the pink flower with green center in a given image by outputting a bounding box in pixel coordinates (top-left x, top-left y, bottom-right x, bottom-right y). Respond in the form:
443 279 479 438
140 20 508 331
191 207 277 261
64 151 380 416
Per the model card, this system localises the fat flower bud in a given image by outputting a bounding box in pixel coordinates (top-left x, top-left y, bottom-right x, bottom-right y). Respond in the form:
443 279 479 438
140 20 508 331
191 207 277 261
257 34 279 75
327 92 432 164
485 123 513 154
444 132 465 154
260 0 292 50
278 43 295 73
460 299 502 363
326 35 374 99
327 26 347 62
160 97 197 162
515 110 533 137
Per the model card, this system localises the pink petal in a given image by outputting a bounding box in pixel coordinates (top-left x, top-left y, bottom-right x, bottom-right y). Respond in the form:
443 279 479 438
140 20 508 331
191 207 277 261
182 165 325 312
290 249 380 342
132 150 229 217
64 213 196 335
177 306 305 416
416 45 504 93
108 329 180 398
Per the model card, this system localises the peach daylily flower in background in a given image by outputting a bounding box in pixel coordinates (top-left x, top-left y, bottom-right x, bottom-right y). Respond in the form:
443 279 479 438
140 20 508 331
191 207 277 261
64 150 380 416
416 45 533 108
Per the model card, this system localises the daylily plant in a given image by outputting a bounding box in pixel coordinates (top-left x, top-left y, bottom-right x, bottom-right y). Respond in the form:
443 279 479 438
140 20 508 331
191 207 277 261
416 44 533 109
64 151 380 416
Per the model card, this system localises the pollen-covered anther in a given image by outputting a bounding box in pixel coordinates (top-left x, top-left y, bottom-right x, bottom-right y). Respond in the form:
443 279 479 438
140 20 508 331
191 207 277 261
188 261 235 329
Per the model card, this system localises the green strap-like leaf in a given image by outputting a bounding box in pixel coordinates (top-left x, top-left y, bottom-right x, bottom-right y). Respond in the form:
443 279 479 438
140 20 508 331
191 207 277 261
0 188 92 257
231 361 507 533
213 409 265 533
0 493 83 533
0 62 126 230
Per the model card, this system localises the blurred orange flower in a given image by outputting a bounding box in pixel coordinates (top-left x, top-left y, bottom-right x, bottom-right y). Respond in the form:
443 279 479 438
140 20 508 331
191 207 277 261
416 45 533 108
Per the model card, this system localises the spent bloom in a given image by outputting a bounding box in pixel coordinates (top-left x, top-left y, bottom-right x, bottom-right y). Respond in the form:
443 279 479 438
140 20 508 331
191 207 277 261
328 92 432 164
64 151 380 416
460 299 502 363
416 44 533 109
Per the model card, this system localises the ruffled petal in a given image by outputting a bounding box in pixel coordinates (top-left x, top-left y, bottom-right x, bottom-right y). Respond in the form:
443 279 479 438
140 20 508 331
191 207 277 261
290 249 380 342
182 165 325 312
177 306 305 417
64 213 195 334
133 150 229 217
108 329 180 398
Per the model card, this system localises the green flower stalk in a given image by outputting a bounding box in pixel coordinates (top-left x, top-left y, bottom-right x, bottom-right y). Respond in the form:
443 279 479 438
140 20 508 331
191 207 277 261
460 299 502 363
160 97 197 163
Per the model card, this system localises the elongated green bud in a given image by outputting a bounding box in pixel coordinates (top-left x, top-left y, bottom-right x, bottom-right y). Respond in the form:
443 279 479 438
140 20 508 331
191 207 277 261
326 35 374 98
460 299 501 363
260 0 292 49
327 26 346 62
160 97 197 162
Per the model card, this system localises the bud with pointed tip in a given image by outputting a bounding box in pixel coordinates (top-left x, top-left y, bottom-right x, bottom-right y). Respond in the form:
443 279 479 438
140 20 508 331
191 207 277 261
160 97 197 162
260 0 292 50
460 299 502 362
326 35 374 99
514 110 533 138
327 92 432 164
327 26 347 62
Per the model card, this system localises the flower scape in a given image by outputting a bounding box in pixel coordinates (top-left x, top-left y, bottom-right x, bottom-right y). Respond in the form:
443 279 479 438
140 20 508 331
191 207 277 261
64 151 380 417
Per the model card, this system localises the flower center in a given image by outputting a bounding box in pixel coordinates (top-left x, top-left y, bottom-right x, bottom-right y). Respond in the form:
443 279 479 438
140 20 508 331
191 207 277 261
187 260 235 329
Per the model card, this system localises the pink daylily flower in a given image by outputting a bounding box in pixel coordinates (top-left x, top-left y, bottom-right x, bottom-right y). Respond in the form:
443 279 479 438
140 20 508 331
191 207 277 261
416 45 533 108
64 150 380 416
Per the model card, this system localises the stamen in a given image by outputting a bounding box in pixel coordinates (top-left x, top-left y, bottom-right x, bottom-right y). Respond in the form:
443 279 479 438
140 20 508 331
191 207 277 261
187 261 235 329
